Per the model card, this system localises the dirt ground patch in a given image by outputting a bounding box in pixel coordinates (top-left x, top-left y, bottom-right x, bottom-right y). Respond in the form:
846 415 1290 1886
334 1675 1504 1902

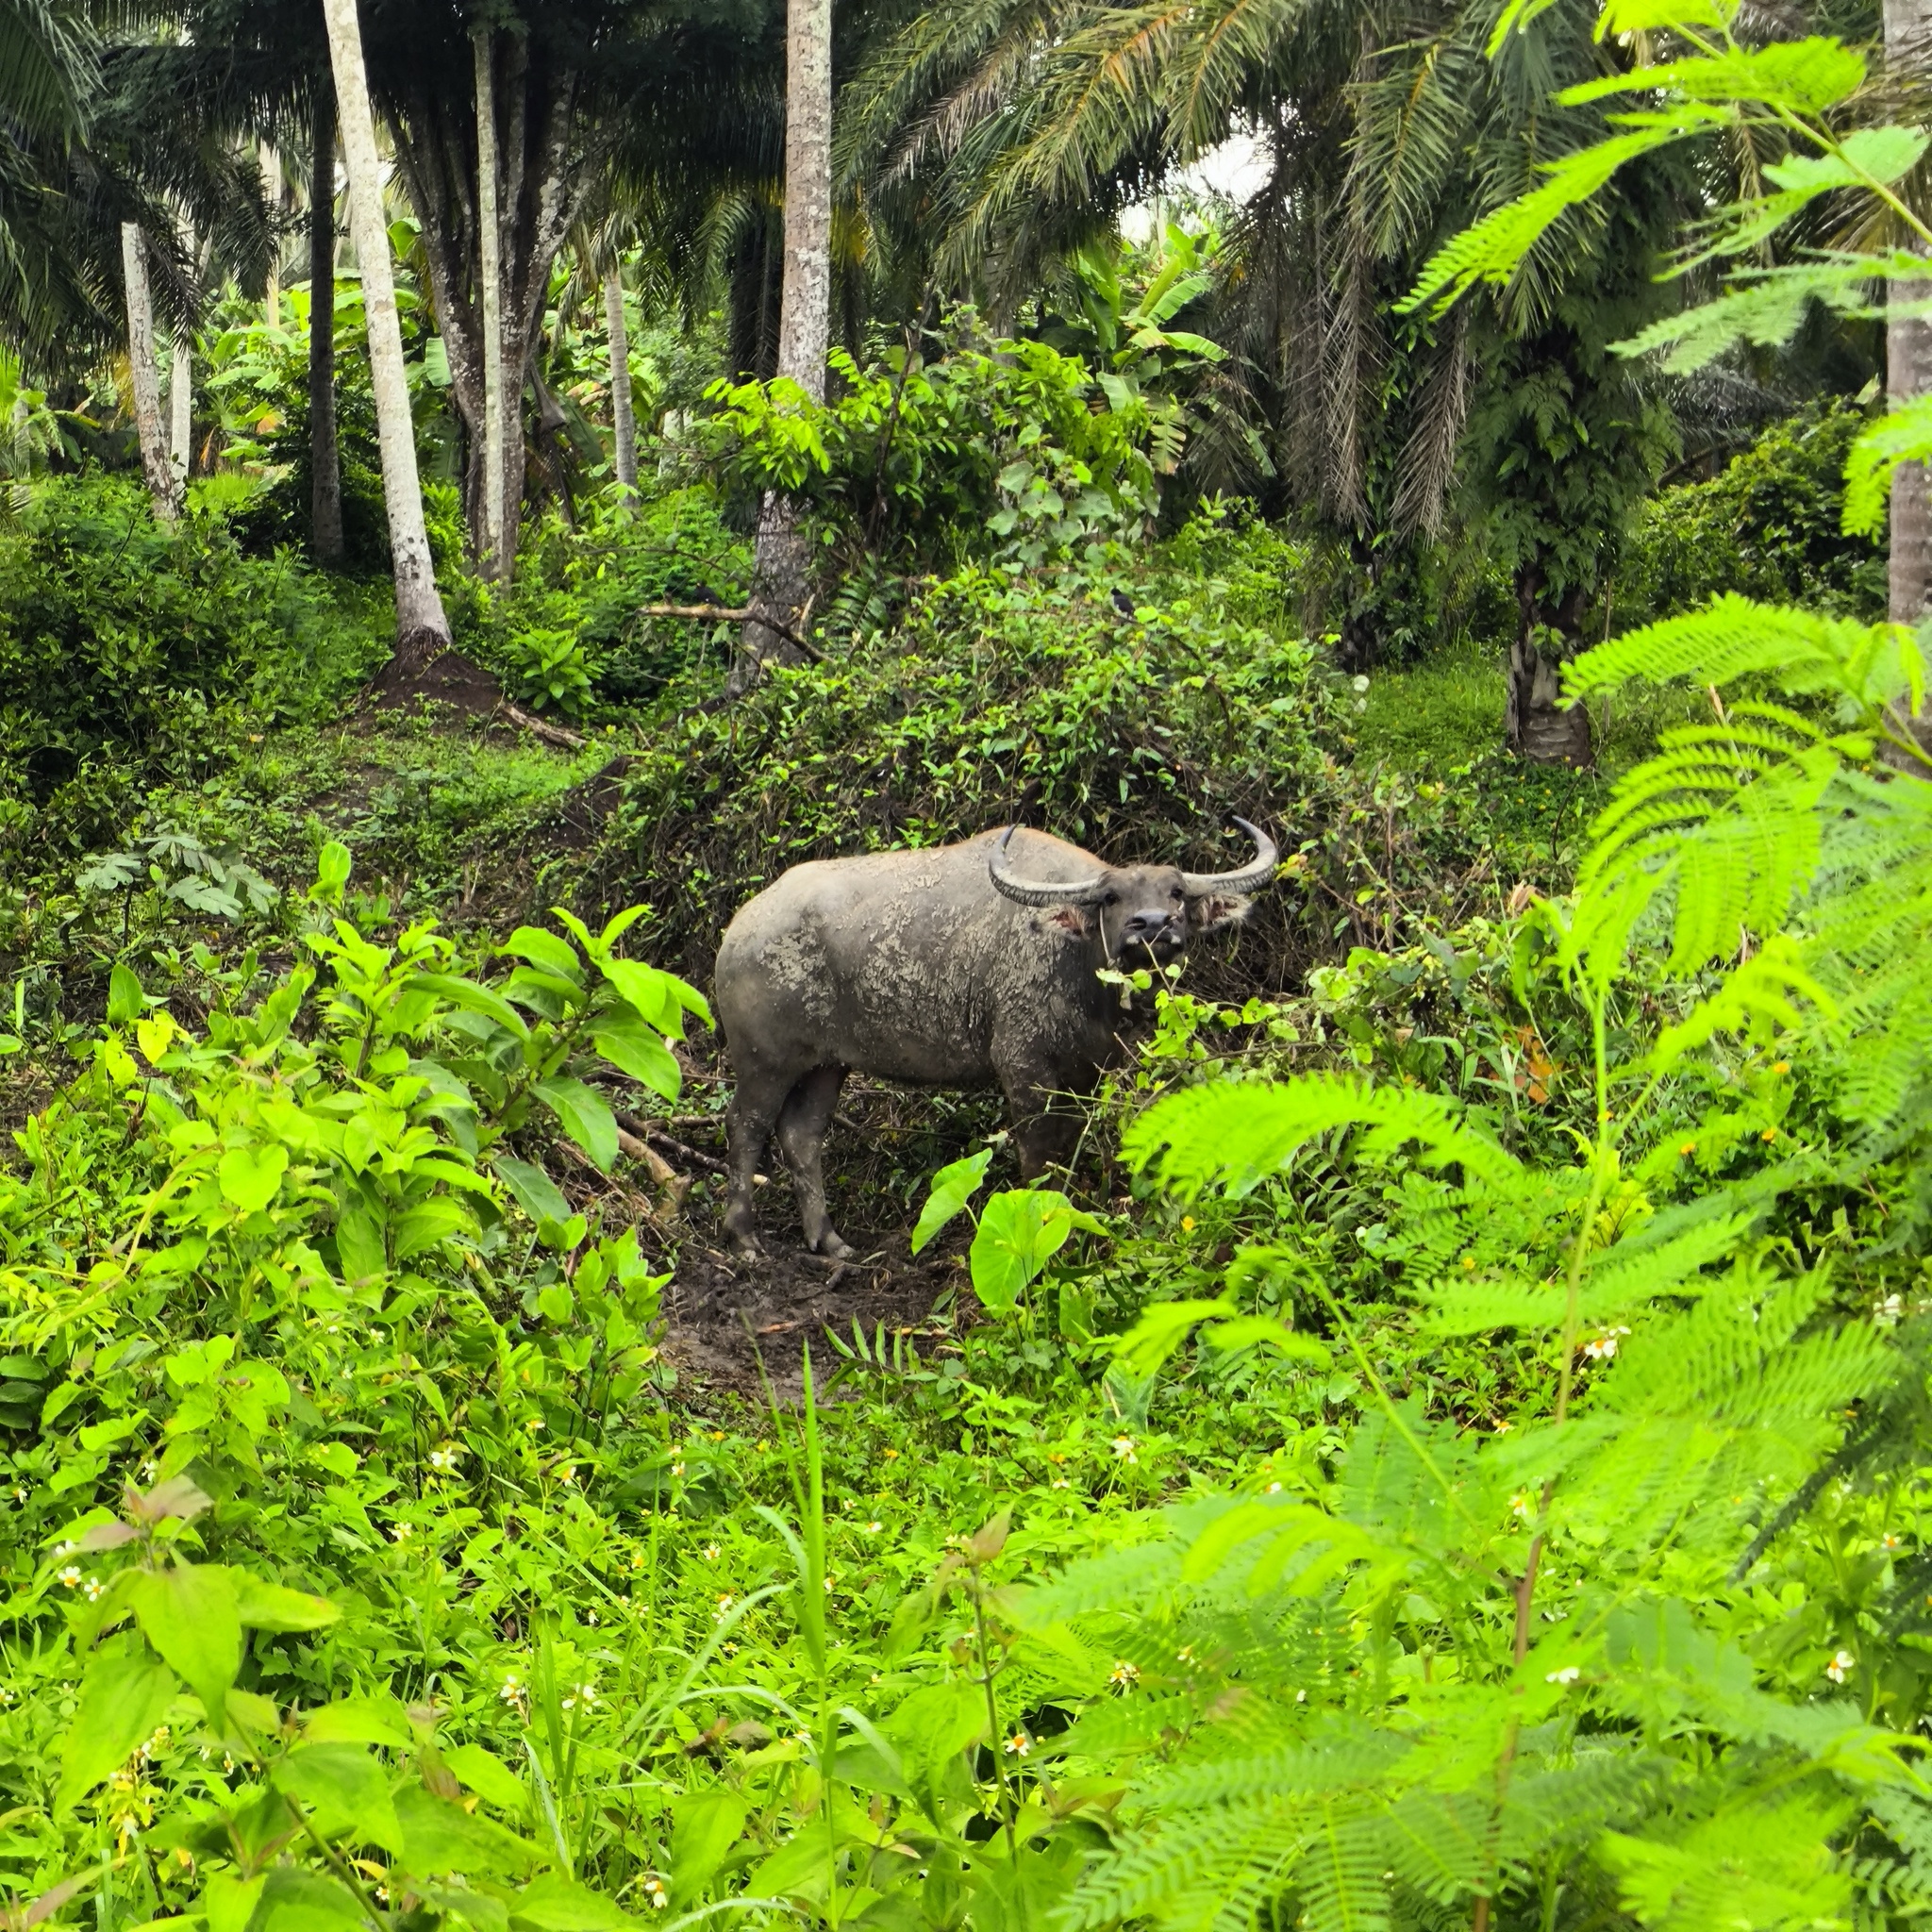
659 1226 962 1401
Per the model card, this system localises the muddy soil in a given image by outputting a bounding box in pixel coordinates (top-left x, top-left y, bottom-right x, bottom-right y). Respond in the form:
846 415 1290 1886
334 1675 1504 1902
659 1221 964 1402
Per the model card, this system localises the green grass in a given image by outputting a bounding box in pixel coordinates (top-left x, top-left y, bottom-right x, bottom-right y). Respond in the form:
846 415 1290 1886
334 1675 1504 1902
1353 641 1714 778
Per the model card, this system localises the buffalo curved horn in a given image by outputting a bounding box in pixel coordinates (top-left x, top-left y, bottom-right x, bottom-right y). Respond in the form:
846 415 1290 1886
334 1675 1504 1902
988 826 1110 907
1180 817 1279 895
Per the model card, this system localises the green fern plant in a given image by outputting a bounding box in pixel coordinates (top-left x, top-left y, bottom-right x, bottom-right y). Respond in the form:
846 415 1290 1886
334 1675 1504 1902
1036 594 1930 1925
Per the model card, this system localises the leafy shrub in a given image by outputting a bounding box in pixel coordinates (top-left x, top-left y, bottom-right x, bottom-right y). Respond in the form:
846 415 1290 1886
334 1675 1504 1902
467 487 751 709
0 476 383 854
574 546 1335 979
700 311 1213 572
1615 401 1887 626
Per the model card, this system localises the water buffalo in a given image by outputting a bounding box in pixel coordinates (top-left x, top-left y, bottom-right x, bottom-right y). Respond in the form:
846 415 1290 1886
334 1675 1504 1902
712 819 1277 1257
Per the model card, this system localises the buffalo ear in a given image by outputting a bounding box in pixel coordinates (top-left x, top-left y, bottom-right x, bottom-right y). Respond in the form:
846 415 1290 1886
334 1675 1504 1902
1190 892 1251 936
1047 908 1090 936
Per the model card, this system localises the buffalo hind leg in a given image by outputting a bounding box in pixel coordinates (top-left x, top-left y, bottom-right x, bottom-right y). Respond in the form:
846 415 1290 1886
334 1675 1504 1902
774 1064 853 1258
724 1066 796 1257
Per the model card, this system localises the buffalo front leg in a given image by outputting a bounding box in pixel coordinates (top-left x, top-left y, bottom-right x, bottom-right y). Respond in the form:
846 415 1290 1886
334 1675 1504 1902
724 1067 794 1258
774 1064 853 1258
998 1063 1084 1181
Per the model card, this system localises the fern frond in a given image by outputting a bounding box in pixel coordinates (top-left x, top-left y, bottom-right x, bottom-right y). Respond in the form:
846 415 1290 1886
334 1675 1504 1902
1564 595 1923 713
1598 1792 1857 1932
1122 1074 1519 1201
1298 1798 1394 1932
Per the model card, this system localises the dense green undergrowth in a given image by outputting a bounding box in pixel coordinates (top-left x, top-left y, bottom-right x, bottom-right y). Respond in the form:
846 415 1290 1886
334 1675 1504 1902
0 338 1924 1932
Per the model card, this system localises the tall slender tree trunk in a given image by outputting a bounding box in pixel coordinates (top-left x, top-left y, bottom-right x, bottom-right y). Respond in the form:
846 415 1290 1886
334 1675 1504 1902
731 0 832 695
475 27 507 579
310 75 343 566
121 224 179 525
322 0 450 656
1505 568 1593 768
169 334 192 490
1889 0 1932 627
606 266 637 498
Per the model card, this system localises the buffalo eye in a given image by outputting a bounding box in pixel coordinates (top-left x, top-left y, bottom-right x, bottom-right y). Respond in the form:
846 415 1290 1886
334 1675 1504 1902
1102 891 1119 907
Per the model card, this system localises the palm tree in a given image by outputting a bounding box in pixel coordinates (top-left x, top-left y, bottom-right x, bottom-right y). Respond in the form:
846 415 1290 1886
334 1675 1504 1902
733 0 833 693
120 221 179 520
321 0 452 658
842 0 1690 764
308 65 343 564
1887 0 1932 623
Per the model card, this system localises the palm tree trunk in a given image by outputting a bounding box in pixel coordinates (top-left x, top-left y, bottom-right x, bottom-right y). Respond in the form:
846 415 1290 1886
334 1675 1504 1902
322 0 450 655
169 334 192 489
731 0 831 695
606 266 637 497
121 224 179 525
1888 0 1932 626
310 75 343 566
475 26 507 579
1505 568 1593 768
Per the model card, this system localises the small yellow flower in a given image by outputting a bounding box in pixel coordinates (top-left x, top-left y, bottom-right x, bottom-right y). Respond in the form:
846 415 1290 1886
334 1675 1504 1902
1460 1254 1476 1271
1679 1141 1696 1158
1180 1216 1195 1233
1761 1126 1777 1143
1773 1060 1790 1075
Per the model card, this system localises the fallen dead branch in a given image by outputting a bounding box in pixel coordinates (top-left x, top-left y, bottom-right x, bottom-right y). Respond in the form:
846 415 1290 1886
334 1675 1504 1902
634 602 824 663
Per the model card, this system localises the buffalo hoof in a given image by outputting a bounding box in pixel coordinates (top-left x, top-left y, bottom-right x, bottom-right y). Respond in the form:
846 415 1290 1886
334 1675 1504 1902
815 1233 857 1262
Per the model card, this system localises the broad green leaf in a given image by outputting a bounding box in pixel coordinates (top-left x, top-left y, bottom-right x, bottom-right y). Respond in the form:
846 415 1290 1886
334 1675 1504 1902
498 927 584 984
669 1790 750 1907
591 1016 681 1100
301 1696 414 1751
408 972 530 1041
394 1782 541 1878
911 1148 992 1254
225 1689 283 1734
54 1636 178 1811
274 1742 404 1854
444 1741 528 1815
108 962 143 1024
534 1077 619 1174
125 1562 242 1724
494 1157 570 1226
313 841 352 899
203 1872 266 1932
218 1143 288 1216
969 1189 1080 1313
249 1866 365 1932
508 1876 639 1932
394 1197 472 1260
598 958 711 1038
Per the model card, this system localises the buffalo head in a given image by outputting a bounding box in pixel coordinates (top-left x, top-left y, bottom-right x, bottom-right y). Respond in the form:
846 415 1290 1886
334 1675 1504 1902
988 817 1278 963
